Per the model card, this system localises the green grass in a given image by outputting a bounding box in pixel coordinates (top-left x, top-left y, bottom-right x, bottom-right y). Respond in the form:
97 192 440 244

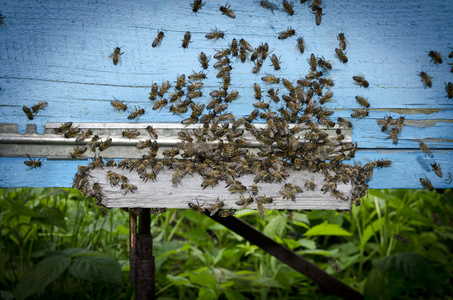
0 188 452 299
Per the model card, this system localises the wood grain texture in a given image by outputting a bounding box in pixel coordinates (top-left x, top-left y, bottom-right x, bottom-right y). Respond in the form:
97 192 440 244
0 0 452 193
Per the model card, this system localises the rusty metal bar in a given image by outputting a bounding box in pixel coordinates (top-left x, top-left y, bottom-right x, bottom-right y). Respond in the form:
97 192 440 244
129 210 137 286
135 208 155 300
209 214 364 300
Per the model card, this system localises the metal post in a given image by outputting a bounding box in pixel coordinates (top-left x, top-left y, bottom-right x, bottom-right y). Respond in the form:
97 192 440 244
134 208 155 300
129 211 137 285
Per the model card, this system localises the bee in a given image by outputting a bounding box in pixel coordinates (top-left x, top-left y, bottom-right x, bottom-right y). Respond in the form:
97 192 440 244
419 71 432 88
70 146 87 158
174 74 186 91
157 81 171 98
182 31 191 48
22 106 34 120
297 78 312 87
236 195 254 208
150 208 166 215
381 116 393 132
262 75 279 84
305 179 316 191
219 208 236 217
314 7 324 26
220 3 235 18
332 189 348 201
206 229 219 244
205 28 225 41
420 176 434 191
76 129 93 143
247 109 259 123
214 57 230 69
305 70 323 80
188 199 206 214
351 109 369 118
230 38 239 56
208 199 224 216
225 90 239 103
145 125 158 140
152 31 164 47
419 140 433 158
428 50 442 64
432 211 441 227
395 116 405 133
321 182 337 194
122 129 140 139
109 47 124 65
190 103 205 118
99 137 113 151
149 83 158 100
282 0 294 15
151 99 167 112
312 81 322 95
63 127 81 139
256 200 266 219
24 154 42 169
31 100 48 113
355 96 370 108
317 57 332 71
239 39 253 52
335 48 348 63
253 101 270 110
187 82 204 92
110 98 127 111
0 13 6 27
278 27 296 40
260 0 279 12
252 59 264 74
296 37 306 54
352 75 369 88
128 107 145 119
270 54 281 71
198 52 210 70
191 0 203 12
89 135 100 152
310 0 323 11
182 117 198 125
337 33 348 50
189 71 207 81
394 234 411 244
121 183 138 195
265 88 278 103
214 48 231 59
238 45 248 63
319 91 333 104
376 159 392 168
446 82 453 99
106 160 117 167
389 128 399 144
430 162 443 178
253 83 262 100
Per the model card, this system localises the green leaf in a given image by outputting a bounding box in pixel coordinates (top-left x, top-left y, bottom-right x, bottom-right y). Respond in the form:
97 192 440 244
263 215 286 238
0 290 15 300
197 287 216 300
189 271 217 291
224 289 247 300
167 274 194 287
4 197 44 219
38 207 67 230
297 239 316 250
16 255 71 300
69 256 121 283
304 221 352 237
364 267 387 300
373 252 428 280
360 219 381 248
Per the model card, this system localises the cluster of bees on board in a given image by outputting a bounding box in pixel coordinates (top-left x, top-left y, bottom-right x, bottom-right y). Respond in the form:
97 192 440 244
17 1 451 231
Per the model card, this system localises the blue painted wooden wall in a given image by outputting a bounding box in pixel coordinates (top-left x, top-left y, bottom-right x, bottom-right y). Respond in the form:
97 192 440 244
0 0 452 189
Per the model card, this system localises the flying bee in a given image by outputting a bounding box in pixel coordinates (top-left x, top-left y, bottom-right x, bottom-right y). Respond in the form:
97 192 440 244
152 31 164 47
254 83 262 99
206 229 219 244
431 162 443 178
351 109 369 118
428 50 442 64
270 54 281 70
122 129 140 139
24 154 42 169
89 135 100 152
432 211 441 227
191 0 203 12
214 57 230 69
335 48 348 63
75 129 93 143
70 146 87 158
262 75 279 84
314 7 324 25
198 52 210 69
282 0 294 15
381 116 393 132
64 127 81 138
296 37 306 54
22 106 34 120
109 47 124 65
256 200 266 219
121 183 138 195
205 28 225 41
98 137 113 151
182 31 191 48
31 100 47 113
111 98 127 111
419 140 433 158
278 27 296 40
419 71 432 88
230 38 239 56
252 59 263 74
446 82 453 99
189 71 207 81
337 33 348 50
219 3 235 18
239 38 253 52
420 176 434 191
355 96 370 108
389 127 399 144
353 75 369 88
394 234 411 244
128 107 145 119
149 83 158 100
